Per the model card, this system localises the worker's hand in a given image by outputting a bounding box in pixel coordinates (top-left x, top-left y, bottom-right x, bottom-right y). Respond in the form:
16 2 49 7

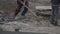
17 0 26 4
21 0 27 5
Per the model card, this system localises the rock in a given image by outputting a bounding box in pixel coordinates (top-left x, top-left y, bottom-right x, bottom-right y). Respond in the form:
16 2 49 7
36 6 51 16
36 11 51 16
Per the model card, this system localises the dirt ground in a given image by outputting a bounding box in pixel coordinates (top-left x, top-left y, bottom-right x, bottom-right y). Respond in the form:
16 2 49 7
0 0 60 34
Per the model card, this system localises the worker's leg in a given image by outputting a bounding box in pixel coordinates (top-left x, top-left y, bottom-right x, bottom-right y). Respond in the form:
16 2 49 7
15 0 23 17
21 0 29 16
51 0 59 26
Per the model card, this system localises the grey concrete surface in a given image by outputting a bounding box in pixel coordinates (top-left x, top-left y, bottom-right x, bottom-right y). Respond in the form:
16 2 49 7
0 0 60 34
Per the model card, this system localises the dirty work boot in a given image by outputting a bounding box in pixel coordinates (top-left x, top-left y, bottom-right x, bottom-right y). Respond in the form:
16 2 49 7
51 21 58 26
